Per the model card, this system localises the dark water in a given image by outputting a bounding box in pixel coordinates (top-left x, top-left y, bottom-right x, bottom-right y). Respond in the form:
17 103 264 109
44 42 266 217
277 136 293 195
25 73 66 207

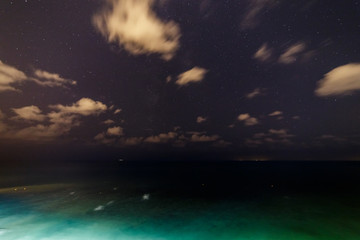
0 161 360 239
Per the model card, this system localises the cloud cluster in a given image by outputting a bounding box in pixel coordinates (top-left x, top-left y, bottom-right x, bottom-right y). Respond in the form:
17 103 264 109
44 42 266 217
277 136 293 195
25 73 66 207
0 61 76 92
144 131 177 143
3 98 107 141
253 42 310 65
237 113 259 126
190 133 219 142
175 67 208 86
246 129 295 146
315 63 360 97
93 0 181 60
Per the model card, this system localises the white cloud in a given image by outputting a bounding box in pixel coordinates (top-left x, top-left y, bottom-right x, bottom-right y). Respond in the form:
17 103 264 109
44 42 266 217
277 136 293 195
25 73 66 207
315 63 360 97
93 0 181 60
50 98 107 116
0 61 27 92
190 134 219 142
3 98 107 141
175 67 208 86
268 111 283 117
253 43 272 62
196 116 207 123
32 70 76 88
246 88 265 99
12 105 46 121
0 61 76 92
107 126 124 136
237 113 259 126
278 42 306 64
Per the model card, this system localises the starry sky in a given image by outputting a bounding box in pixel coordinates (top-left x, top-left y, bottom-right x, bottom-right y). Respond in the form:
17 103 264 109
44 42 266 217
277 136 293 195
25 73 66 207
1 0 360 161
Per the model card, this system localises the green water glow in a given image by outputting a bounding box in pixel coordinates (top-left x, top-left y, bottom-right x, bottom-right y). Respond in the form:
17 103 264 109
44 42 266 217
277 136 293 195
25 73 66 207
0 184 359 240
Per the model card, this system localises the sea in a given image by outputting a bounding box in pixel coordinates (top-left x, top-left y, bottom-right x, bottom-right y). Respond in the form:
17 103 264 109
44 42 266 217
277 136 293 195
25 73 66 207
0 161 360 240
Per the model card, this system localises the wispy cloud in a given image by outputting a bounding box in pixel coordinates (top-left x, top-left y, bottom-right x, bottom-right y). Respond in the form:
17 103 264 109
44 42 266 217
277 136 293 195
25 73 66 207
0 61 76 92
315 63 360 97
246 88 266 99
32 70 76 88
268 111 283 117
253 43 273 62
93 0 181 60
241 0 276 30
278 42 306 64
0 61 27 92
175 67 208 86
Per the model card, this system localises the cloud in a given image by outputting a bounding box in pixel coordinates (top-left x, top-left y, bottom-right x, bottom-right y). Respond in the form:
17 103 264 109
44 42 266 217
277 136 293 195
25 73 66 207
32 70 76 88
213 139 232 147
268 129 295 138
103 119 115 125
0 109 4 119
12 105 46 121
50 98 107 116
268 111 283 117
196 116 207 123
237 113 259 126
246 88 265 99
175 67 208 86
107 126 124 136
0 61 27 92
0 61 77 92
121 137 144 146
253 43 272 62
0 110 6 133
241 0 275 30
278 42 306 64
93 0 181 60
190 134 219 142
3 98 107 141
114 108 122 114
315 63 360 97
144 132 177 143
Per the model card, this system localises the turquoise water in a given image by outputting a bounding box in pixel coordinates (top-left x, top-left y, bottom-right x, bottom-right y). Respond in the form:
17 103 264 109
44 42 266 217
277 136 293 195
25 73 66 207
1 183 360 240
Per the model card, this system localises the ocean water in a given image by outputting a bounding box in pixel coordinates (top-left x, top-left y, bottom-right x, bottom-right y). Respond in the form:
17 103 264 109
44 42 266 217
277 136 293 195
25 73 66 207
0 161 360 240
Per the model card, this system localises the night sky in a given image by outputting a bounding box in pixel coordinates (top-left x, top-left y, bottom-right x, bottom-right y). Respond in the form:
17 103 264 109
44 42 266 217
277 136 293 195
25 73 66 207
1 0 360 161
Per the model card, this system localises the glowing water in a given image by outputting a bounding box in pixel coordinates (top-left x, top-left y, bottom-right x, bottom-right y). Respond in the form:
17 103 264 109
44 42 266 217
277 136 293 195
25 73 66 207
0 183 360 240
